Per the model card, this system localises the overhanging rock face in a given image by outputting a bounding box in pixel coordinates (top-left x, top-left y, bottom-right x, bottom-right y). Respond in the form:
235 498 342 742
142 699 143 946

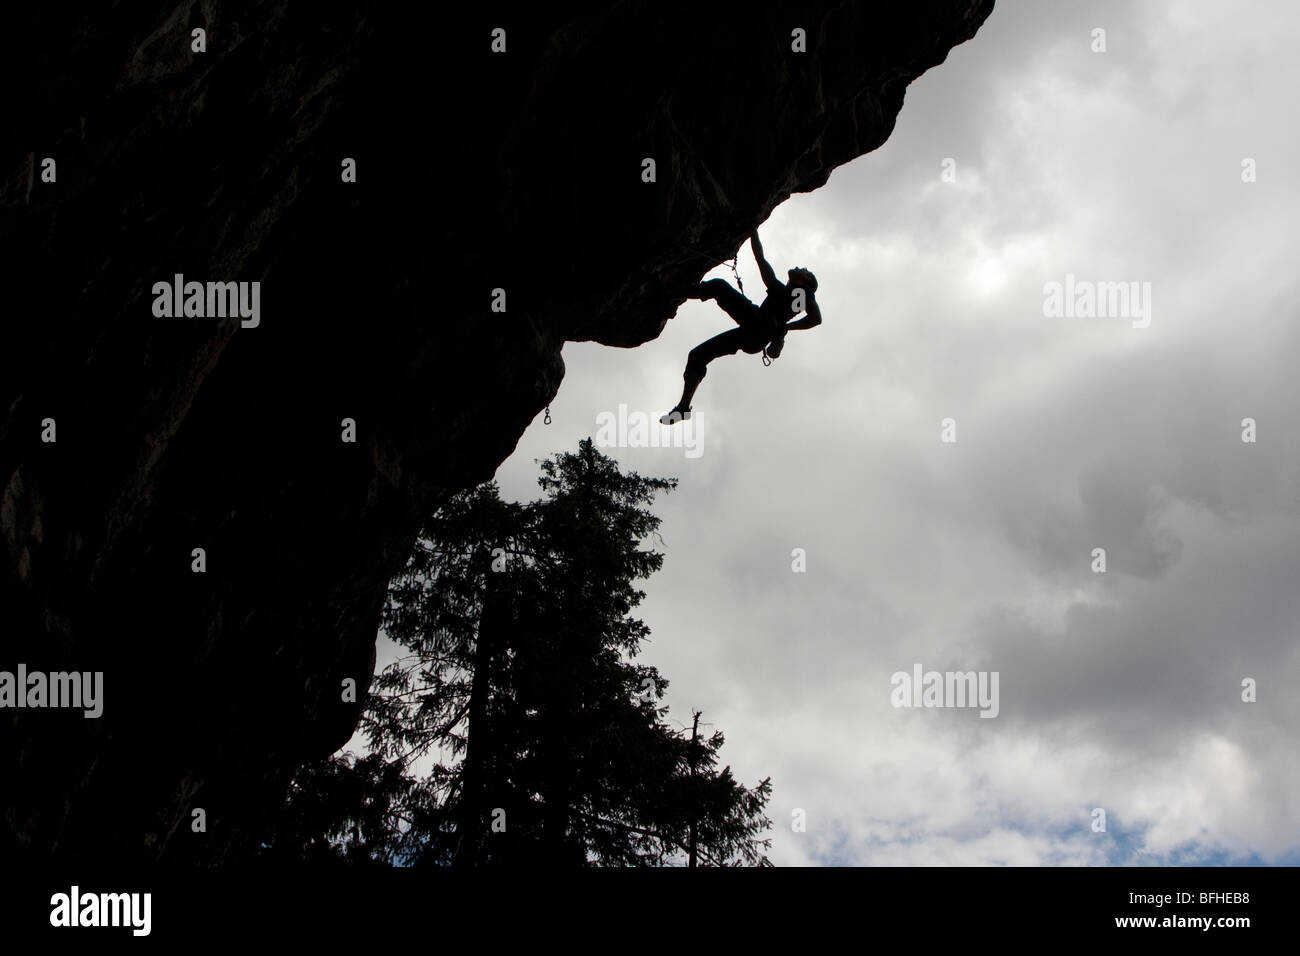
1 1 994 862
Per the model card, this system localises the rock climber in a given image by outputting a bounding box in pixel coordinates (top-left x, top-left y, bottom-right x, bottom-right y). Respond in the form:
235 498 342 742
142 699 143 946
661 230 821 424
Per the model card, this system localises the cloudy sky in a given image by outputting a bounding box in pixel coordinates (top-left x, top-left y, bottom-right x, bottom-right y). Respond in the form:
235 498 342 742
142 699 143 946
457 0 1300 866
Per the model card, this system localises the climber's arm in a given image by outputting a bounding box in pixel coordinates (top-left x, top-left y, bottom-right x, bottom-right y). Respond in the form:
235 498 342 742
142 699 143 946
786 298 822 331
750 231 780 292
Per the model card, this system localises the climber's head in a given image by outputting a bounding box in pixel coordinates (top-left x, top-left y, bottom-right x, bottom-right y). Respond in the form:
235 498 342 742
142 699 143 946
788 267 818 293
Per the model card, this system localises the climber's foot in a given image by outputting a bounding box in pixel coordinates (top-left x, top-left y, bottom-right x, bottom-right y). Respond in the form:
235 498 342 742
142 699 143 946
660 407 692 425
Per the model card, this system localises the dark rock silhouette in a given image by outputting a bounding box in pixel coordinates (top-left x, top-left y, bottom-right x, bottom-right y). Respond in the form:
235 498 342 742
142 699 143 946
1 2 994 862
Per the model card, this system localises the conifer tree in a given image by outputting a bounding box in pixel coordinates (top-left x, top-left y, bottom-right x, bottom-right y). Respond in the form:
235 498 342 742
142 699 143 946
266 440 772 866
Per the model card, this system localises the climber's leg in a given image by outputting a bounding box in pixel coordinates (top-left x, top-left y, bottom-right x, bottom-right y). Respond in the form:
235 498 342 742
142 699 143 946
694 279 760 328
662 328 750 423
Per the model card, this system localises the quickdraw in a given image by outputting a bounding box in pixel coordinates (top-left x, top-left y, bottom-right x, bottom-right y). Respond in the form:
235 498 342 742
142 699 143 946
543 406 552 425
728 254 744 296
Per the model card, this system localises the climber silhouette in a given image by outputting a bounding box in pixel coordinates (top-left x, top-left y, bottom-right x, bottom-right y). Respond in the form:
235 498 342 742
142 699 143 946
661 231 821 424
